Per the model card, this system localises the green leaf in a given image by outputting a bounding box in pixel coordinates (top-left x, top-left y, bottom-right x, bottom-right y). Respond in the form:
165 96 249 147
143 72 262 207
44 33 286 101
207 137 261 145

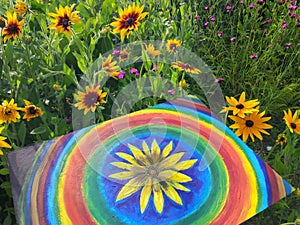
0 58 3 77
100 0 118 24
73 52 87 73
0 168 9 176
31 1 46 13
3 214 12 225
0 181 11 189
5 41 13 63
18 122 26 147
30 126 46 135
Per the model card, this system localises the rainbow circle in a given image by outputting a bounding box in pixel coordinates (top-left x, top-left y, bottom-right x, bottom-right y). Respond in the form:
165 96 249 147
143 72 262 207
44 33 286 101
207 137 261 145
18 97 292 225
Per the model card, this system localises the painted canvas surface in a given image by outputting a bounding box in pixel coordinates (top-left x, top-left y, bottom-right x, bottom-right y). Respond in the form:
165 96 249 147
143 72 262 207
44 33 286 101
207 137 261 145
9 96 293 225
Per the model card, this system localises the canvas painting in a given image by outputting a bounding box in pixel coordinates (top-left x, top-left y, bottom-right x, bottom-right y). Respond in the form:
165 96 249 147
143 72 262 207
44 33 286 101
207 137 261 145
8 96 293 225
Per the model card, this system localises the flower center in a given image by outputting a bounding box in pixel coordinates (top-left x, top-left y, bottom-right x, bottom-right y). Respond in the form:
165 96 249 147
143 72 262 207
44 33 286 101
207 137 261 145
8 24 19 34
4 109 11 115
245 120 254 127
147 166 158 177
125 17 135 27
59 16 70 29
279 137 285 142
169 43 177 50
236 103 244 109
291 123 296 129
84 92 100 108
183 63 190 69
29 106 37 115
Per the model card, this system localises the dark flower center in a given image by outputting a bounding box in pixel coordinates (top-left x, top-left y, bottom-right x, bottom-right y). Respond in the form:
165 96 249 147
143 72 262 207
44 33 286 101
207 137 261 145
182 63 191 69
291 123 296 129
236 103 244 109
59 15 70 29
29 106 37 115
125 17 135 27
4 109 11 115
169 43 177 50
84 92 100 108
245 120 254 127
278 137 286 142
147 165 158 177
8 24 19 34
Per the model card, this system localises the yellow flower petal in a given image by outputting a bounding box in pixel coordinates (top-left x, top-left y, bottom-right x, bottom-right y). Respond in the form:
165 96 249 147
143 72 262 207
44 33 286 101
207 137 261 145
161 141 173 158
109 171 136 180
153 182 164 213
142 141 151 158
170 182 190 192
128 144 148 166
158 170 192 183
172 159 198 171
158 152 185 170
110 162 134 170
161 182 182 205
115 152 138 165
140 177 152 213
151 139 161 163
116 175 144 201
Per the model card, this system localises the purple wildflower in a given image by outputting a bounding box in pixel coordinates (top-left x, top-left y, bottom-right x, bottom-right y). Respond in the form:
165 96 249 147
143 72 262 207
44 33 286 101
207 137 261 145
130 68 140 77
195 15 200 20
230 37 236 42
215 78 224 83
113 49 121 57
217 31 223 37
249 54 258 59
285 42 292 48
249 4 255 9
66 117 71 124
117 71 126 79
204 5 211 10
210 16 216 21
288 5 298 10
151 65 159 71
226 5 232 12
281 22 287 29
266 19 273 23
168 89 175 95
257 0 264 5
204 21 209 26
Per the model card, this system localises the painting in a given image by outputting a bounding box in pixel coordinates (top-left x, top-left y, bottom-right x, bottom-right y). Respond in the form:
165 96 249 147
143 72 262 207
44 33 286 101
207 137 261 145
8 96 293 225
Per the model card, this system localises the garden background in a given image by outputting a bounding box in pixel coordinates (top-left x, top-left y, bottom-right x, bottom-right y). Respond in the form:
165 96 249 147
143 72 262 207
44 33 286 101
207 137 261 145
0 0 299 224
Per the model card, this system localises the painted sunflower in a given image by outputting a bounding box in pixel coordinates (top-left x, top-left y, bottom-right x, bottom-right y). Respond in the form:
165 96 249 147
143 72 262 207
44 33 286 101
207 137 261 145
229 110 273 142
102 54 120 79
74 85 107 115
166 39 181 52
172 61 201 74
14 0 28 15
48 4 81 36
283 109 300 135
0 99 21 124
109 139 197 214
2 11 24 42
20 100 43 121
220 92 260 118
110 4 148 42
